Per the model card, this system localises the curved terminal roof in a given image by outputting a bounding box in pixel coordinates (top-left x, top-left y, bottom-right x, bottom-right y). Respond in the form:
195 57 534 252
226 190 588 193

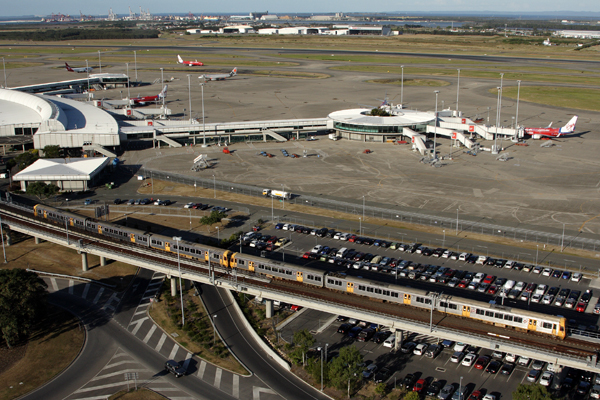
328 107 435 127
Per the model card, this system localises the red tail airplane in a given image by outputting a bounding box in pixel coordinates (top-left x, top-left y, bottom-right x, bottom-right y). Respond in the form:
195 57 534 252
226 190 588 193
130 85 167 106
65 62 93 73
177 55 204 66
524 116 578 139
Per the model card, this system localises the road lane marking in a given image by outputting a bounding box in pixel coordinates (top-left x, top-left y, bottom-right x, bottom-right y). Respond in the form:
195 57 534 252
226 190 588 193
130 317 148 335
168 344 180 360
143 325 157 343
197 361 206 379
69 280 74 294
155 333 166 352
82 283 90 299
214 368 222 388
93 288 104 304
232 375 239 398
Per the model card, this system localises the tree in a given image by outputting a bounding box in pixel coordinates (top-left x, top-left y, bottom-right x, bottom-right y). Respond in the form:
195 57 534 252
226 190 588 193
8 149 39 171
327 345 364 390
289 329 315 365
404 392 421 400
512 384 554 400
26 182 60 199
42 145 62 158
0 269 48 348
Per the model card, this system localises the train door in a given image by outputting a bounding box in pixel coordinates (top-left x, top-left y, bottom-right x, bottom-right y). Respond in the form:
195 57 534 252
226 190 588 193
528 319 537 332
296 271 303 282
347 282 354 293
96 224 103 235
165 241 172 252
557 319 566 339
403 294 411 305
221 251 231 268
462 305 470 317
248 261 255 272
130 233 136 243
230 254 237 268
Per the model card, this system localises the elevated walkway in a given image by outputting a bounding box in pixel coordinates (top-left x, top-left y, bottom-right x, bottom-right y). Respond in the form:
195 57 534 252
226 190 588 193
264 129 287 142
425 125 474 149
156 135 182 148
83 144 117 158
402 127 428 156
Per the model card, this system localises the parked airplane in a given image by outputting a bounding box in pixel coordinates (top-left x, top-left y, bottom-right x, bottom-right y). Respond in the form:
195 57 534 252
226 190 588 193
177 55 204 66
199 68 237 81
65 62 93 73
130 85 167 106
524 116 578 139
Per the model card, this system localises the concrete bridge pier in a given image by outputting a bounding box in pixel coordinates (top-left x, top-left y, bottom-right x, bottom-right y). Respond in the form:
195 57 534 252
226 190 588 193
171 277 177 296
81 252 88 272
394 330 403 351
265 299 273 319
35 237 41 244
100 256 107 266
5 227 11 246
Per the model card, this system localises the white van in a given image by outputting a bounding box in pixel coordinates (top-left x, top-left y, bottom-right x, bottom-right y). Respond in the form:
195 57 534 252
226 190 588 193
336 247 348 258
503 280 516 291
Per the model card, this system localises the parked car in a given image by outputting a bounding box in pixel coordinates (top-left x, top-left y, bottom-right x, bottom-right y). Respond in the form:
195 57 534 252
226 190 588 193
462 353 477 367
374 367 391 383
403 373 417 389
438 384 455 400
540 371 554 387
474 356 490 370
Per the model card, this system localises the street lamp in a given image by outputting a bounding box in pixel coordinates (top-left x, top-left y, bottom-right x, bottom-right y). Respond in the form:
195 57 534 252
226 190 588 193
561 223 565 252
98 50 101 73
400 65 404 105
442 230 446 248
187 74 192 123
515 80 521 138
173 236 185 326
281 184 285 209
85 60 90 100
433 90 440 160
134 50 137 82
456 69 460 112
216 226 220 242
200 77 207 147
456 208 459 235
359 217 362 236
429 292 439 332
126 63 130 99
213 174 216 198
459 376 463 400
160 68 165 108
536 244 539 265
362 195 365 225
2 57 7 88
494 86 501 153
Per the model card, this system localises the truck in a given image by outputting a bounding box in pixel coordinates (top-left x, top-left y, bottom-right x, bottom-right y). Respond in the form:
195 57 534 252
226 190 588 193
262 189 291 199
328 133 339 141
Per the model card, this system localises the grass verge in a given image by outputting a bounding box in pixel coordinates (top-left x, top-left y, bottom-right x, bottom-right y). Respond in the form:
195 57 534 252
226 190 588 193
0 303 84 400
148 281 248 375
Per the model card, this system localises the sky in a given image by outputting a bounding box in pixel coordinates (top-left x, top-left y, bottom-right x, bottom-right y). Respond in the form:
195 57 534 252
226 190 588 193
2 0 600 17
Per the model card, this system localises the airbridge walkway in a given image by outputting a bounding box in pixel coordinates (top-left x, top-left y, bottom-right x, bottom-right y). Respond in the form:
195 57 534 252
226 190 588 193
1 203 599 374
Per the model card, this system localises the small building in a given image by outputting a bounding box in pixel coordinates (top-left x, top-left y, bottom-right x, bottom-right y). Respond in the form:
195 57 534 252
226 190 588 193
13 157 111 192
221 25 256 34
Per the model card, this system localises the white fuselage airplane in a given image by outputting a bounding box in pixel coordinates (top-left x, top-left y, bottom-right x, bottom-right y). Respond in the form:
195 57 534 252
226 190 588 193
524 116 578 139
65 62 93 73
200 68 237 81
177 55 204 66
130 85 168 106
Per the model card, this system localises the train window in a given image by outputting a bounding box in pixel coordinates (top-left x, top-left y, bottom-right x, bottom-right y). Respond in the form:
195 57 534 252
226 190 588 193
416 296 424 303
448 304 457 310
315 277 321 282
485 311 493 317
359 285 365 291
367 287 374 293
382 290 390 296
424 298 431 305
504 315 513 321
374 288 382 295
494 313 502 319
514 317 523 323
440 301 447 307
238 260 245 265
391 292 398 298
475 309 484 315
286 270 292 275
542 322 553 329
327 278 335 285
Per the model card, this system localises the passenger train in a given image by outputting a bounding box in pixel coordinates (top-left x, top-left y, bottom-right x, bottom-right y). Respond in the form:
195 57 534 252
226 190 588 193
32 203 566 339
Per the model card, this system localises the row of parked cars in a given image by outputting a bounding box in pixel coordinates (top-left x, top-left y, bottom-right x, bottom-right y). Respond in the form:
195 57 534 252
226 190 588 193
241 231 289 251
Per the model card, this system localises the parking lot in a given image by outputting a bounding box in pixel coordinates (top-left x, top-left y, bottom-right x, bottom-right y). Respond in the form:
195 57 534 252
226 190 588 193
239 224 600 330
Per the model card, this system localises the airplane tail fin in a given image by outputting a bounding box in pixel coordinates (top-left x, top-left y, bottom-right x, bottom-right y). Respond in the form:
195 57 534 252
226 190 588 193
558 115 578 136
65 63 73 72
177 55 183 64
231 67 237 76
546 122 553 128
159 85 168 98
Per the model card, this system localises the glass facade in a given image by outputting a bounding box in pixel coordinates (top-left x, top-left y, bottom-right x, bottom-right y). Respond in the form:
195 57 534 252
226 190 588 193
334 121 405 134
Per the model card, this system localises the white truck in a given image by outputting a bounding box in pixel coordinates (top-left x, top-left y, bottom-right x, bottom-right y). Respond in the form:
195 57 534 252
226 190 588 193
328 133 339 141
262 189 291 199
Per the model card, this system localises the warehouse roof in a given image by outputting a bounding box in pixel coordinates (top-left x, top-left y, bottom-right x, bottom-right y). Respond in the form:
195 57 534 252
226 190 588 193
13 157 110 182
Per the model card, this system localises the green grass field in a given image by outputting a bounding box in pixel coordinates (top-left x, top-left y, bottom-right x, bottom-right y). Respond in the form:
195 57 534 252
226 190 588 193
498 86 600 112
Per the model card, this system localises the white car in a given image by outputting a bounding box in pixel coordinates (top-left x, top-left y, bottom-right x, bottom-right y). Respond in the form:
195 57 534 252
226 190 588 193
454 342 467 352
505 353 517 363
476 255 488 265
572 272 583 282
333 232 343 240
590 384 600 399
451 351 465 363
542 267 553 276
535 284 548 296
459 252 471 261
472 272 485 284
540 371 554 387
383 336 395 348
442 250 452 258
542 294 554 304
517 356 530 366
184 202 195 208
483 395 496 400
340 233 351 241
462 353 476 367
413 343 428 356
282 224 290 231
311 245 323 254
531 293 542 303
504 260 516 269
514 281 526 292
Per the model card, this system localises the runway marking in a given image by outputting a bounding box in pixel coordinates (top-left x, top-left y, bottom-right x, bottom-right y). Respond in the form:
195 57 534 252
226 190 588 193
143 325 157 344
418 200 430 209
168 344 180 360
50 278 59 291
197 361 207 379
442 201 458 212
92 288 104 304
130 317 148 335
214 368 222 388
82 283 90 299
473 188 484 198
181 353 192 372
253 387 277 400
579 213 600 233
232 375 239 398
155 333 167 352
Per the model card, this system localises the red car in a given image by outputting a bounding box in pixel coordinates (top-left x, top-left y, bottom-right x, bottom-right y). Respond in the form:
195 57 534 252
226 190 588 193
468 390 483 400
474 356 490 370
483 275 496 284
413 379 427 393
348 235 357 242
266 236 277 244
576 302 587 313
302 252 310 259
290 305 302 311
487 285 498 295
458 279 469 288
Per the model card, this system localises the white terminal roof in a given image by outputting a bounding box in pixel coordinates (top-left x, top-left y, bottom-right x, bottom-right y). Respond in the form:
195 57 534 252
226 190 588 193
328 107 435 126
0 99 42 125
13 157 110 182
41 95 119 134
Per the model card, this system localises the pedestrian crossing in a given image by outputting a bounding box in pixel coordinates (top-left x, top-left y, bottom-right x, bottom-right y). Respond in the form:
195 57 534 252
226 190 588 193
44 274 284 400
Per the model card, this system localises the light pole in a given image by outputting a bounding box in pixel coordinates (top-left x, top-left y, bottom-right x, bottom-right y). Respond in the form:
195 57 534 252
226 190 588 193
213 175 216 198
134 50 137 82
271 195 274 222
561 223 565 252
433 90 440 160
200 77 207 147
459 376 463 400
400 65 404 105
456 208 459 235
515 80 521 138
187 74 192 123
160 68 165 108
126 63 130 99
456 69 460 112
98 50 101 73
362 195 365 225
2 57 6 88
359 217 362 236
320 347 324 391
173 236 184 326
213 314 217 345
216 226 220 242
65 217 69 245
494 86 501 153
429 292 438 332
498 73 504 142
442 230 446 248
85 60 90 100
281 184 285 209
536 244 539 265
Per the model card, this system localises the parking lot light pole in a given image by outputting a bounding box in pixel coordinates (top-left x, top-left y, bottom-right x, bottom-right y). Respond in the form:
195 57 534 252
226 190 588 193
442 230 446 247
173 236 184 326
359 217 362 236
400 65 404 105
536 244 539 265
433 90 440 160
98 50 101 73
320 347 324 391
515 80 522 137
456 69 460 112
459 376 463 400
213 175 216 198
456 208 459 235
